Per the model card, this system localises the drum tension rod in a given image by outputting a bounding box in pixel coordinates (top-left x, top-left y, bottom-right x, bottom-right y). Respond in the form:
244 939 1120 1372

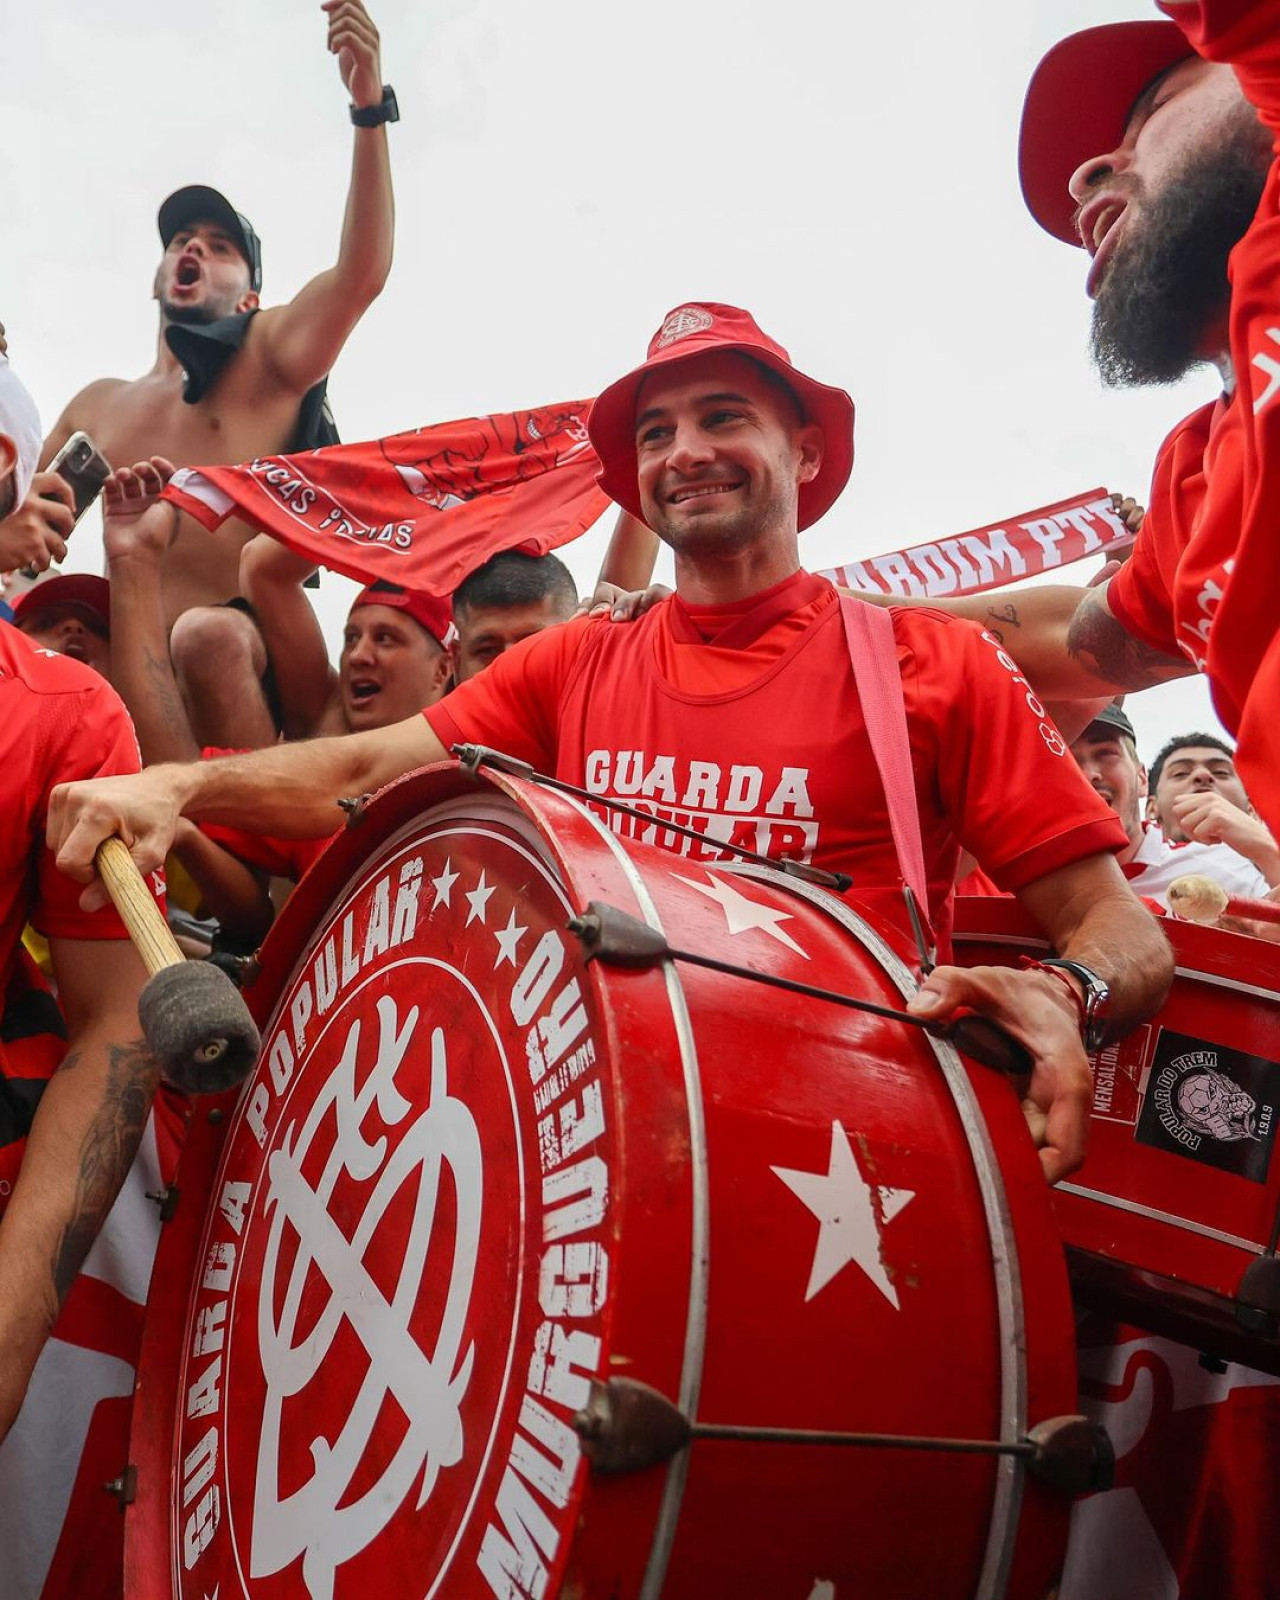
567 900 1033 1078
1236 1202 1280 1333
574 1377 1114 1496
452 743 853 892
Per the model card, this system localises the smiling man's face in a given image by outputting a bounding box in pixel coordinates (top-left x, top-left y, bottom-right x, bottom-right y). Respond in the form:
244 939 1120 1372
633 351 819 558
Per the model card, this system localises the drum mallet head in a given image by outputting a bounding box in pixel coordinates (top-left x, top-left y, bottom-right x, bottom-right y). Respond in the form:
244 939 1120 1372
92 835 262 1095
138 960 261 1096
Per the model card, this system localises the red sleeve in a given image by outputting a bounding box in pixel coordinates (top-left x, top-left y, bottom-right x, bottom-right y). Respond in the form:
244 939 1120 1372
1107 403 1218 659
899 611 1128 891
1163 0 1280 129
32 681 165 941
425 616 599 769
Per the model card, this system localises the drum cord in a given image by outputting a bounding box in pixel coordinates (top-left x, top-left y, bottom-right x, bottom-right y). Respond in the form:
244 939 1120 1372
568 900 1033 1078
452 742 854 893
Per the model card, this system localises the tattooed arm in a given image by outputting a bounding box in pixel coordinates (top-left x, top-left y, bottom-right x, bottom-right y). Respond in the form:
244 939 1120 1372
0 937 159 1441
848 581 1192 698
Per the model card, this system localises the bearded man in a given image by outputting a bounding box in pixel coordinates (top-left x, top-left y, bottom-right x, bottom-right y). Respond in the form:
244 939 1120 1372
822 2 1280 844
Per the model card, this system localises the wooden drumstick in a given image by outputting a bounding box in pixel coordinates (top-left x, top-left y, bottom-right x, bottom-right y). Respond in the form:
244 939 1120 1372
94 838 261 1094
96 837 186 972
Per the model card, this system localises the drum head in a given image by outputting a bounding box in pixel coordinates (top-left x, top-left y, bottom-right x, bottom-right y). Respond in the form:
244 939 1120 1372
133 772 628 1598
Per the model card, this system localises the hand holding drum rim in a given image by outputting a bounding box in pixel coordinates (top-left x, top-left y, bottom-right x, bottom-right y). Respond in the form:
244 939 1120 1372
908 963 1092 1184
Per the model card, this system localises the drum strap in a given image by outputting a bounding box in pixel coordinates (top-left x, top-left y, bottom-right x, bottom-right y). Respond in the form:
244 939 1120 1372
838 596 932 941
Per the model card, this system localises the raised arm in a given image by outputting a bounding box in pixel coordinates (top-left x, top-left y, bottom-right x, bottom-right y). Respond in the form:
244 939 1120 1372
580 510 671 620
102 461 199 764
252 0 395 394
0 938 159 1440
239 534 338 738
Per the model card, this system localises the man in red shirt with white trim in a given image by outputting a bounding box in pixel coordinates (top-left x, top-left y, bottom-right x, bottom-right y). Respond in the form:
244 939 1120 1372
46 303 1171 1183
896 0 1280 843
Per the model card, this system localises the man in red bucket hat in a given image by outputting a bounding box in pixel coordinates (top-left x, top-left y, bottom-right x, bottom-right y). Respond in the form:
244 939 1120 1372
47 302 1170 1185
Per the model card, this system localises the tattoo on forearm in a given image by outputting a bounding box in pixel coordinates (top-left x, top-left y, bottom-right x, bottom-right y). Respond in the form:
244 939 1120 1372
142 646 195 751
984 603 1020 645
49 1038 158 1306
1065 589 1185 691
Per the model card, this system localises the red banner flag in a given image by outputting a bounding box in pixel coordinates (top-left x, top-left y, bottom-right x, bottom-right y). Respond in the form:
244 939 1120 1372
165 401 610 597
819 488 1132 598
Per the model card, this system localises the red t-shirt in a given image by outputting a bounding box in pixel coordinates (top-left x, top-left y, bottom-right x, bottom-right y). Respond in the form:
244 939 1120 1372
425 572 1124 936
0 622 164 1196
1107 0 1280 835
0 624 152 977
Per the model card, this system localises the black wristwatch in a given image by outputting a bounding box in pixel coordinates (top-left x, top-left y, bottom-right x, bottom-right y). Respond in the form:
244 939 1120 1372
350 85 399 127
1040 958 1111 1053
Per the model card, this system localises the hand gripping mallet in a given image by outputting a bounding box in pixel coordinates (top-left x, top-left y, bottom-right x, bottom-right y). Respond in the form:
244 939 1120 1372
95 837 261 1094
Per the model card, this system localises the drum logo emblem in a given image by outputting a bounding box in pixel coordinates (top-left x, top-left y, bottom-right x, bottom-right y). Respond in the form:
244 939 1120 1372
250 994 482 1595
1136 1030 1279 1183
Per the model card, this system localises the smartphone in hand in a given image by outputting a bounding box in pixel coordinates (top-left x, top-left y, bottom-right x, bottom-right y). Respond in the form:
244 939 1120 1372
47 431 112 525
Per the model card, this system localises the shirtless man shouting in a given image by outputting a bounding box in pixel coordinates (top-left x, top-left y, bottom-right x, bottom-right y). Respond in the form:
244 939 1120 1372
11 0 397 750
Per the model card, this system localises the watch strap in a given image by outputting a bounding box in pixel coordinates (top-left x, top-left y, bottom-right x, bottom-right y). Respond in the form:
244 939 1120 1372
1038 957 1111 1052
350 85 399 128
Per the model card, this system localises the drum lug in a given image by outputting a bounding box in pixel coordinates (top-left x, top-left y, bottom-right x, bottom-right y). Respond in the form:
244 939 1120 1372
102 1464 137 1508
567 903 671 969
1236 1255 1280 1333
337 793 374 828
452 743 536 781
573 1377 692 1475
144 1183 180 1223
1024 1415 1114 1494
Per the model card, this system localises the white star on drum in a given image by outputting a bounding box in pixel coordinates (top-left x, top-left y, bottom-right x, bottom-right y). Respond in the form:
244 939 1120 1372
772 1122 914 1308
493 910 528 967
431 858 460 909
671 871 808 958
465 871 496 926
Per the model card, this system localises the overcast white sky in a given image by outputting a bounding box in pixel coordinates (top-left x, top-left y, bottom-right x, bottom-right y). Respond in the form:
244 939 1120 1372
2 0 1226 765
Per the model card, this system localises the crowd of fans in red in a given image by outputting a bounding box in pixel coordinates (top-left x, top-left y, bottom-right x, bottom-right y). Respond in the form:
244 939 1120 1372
1 0 1279 1595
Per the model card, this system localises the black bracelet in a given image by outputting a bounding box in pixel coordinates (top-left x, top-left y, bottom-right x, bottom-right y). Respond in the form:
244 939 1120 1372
350 85 399 128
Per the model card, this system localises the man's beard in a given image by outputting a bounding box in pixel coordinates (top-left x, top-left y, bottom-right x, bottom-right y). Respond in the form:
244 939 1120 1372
1091 117 1271 387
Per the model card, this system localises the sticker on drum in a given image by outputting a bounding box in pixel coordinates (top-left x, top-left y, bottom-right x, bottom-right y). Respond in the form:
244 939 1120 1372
171 813 614 1599
1135 1028 1280 1183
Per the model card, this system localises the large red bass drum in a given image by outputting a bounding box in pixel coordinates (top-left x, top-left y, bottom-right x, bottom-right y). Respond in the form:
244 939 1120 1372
125 762 1083 1599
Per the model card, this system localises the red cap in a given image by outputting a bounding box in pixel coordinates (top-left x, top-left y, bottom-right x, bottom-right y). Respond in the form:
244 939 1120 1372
350 581 454 647
1019 20 1192 246
587 302 855 532
11 572 111 633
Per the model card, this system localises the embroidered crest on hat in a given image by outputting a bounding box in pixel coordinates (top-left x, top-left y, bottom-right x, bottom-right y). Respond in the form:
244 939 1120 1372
656 305 715 348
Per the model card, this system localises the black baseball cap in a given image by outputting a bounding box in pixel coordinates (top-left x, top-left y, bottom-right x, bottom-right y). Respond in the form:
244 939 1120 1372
157 186 263 292
1085 701 1137 744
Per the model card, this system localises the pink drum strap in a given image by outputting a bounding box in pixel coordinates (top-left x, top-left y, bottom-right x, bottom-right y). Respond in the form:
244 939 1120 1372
838 595 930 934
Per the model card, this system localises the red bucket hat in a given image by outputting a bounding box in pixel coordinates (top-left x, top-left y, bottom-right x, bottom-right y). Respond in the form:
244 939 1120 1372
1019 20 1192 246
587 302 855 532
350 581 454 648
